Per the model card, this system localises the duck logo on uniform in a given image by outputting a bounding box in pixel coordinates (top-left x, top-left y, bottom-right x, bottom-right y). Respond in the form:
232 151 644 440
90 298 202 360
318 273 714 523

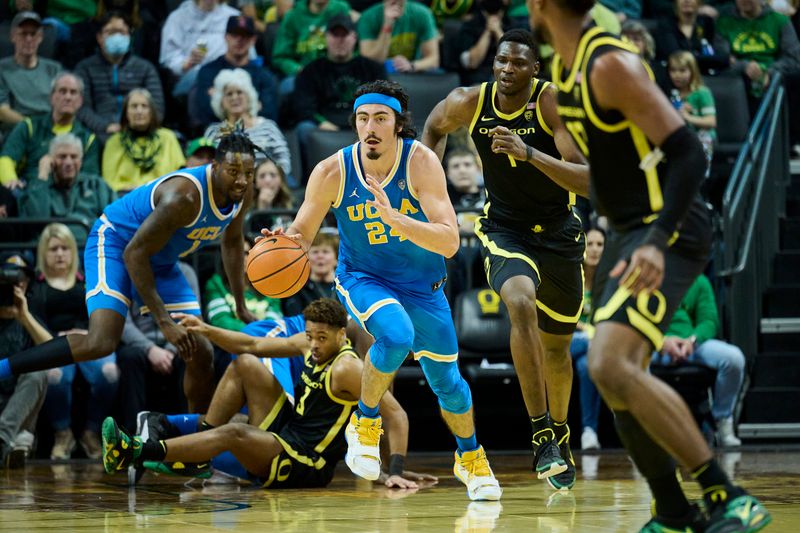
524 110 533 121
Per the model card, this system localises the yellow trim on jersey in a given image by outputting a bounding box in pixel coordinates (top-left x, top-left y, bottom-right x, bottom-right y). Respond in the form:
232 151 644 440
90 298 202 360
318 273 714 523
491 81 536 121
414 350 459 363
626 307 665 350
535 80 554 137
272 433 327 469
593 279 634 323
261 454 281 487
85 215 133 309
258 392 288 431
324 349 360 407
552 26 605 94
538 293 584 324
474 216 541 279
406 141 420 201
468 83 488 134
352 139 404 189
315 406 352 454
332 150 346 208
334 278 400 330
630 126 664 212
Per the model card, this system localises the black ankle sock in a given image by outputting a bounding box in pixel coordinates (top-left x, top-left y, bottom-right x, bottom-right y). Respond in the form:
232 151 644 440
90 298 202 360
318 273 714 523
200 420 215 431
8 336 74 375
691 459 740 507
614 410 690 518
531 412 555 445
141 439 167 462
552 418 570 445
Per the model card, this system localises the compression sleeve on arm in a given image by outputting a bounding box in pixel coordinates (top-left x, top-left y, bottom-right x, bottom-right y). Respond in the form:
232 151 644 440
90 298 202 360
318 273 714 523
644 125 706 250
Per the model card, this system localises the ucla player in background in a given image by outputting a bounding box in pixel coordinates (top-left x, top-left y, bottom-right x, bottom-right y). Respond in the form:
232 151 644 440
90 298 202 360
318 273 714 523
0 128 259 412
261 80 502 501
423 29 589 491
528 0 770 531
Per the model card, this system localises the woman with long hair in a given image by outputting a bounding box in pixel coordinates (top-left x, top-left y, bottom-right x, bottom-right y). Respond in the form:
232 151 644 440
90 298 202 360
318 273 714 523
28 224 119 460
102 88 185 193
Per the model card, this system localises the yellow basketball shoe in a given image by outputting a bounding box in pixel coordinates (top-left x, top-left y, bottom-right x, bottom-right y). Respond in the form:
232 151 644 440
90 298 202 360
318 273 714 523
454 446 503 501
344 412 383 480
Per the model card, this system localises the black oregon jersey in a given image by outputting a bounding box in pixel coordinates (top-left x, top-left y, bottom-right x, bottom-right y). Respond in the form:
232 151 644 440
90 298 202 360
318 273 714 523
470 79 576 230
553 26 696 232
282 346 358 462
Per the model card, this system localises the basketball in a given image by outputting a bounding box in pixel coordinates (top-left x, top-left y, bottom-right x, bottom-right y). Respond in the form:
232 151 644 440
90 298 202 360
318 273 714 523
246 235 310 298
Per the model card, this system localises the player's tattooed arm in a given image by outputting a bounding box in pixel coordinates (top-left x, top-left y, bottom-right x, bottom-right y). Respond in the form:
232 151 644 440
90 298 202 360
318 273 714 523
421 86 481 160
124 178 202 358
223 184 256 324
263 157 339 252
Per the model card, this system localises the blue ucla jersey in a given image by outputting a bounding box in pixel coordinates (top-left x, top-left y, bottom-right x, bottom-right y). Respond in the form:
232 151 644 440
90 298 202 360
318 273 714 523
331 138 446 292
102 165 242 266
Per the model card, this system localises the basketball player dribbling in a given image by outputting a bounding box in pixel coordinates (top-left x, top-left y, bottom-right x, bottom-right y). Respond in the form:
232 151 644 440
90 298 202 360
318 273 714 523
423 29 590 491
0 128 260 412
528 0 770 530
261 80 502 501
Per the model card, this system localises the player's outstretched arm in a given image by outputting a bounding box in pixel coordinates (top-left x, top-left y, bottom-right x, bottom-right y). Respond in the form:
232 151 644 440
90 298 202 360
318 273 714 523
365 146 460 258
421 87 480 160
174 313 309 357
592 51 706 294
222 185 256 323
124 178 202 358
264 157 340 251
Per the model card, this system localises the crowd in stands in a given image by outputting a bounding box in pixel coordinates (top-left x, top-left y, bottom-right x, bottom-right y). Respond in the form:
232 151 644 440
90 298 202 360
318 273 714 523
0 0 798 464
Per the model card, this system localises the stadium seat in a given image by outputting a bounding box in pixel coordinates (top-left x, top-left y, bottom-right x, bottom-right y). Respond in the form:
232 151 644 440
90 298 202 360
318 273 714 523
388 72 461 131
303 129 357 179
705 72 749 158
453 288 512 365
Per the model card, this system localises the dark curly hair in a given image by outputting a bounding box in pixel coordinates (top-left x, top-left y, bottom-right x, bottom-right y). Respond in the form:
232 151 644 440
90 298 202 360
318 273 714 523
215 122 266 162
349 80 417 139
554 0 596 15
303 298 348 329
498 29 539 60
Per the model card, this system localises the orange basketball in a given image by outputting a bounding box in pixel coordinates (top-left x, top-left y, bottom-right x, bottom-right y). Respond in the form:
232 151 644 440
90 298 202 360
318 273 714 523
246 235 310 298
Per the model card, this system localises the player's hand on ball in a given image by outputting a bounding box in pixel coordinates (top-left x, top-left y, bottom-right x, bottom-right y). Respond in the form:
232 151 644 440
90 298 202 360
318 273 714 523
489 126 528 161
258 227 307 251
364 175 399 227
610 244 664 295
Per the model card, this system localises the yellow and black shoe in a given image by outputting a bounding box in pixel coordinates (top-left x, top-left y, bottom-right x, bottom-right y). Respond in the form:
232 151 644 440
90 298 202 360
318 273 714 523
706 492 771 533
101 417 142 474
532 433 568 480
548 424 576 491
640 503 707 533
143 460 212 479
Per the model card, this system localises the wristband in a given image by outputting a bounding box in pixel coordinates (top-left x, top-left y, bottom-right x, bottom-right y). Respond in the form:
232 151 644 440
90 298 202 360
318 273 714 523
389 454 405 476
525 145 533 163
642 224 671 251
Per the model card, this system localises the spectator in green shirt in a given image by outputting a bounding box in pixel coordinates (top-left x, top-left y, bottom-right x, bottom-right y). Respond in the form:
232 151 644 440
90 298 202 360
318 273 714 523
0 72 99 192
358 0 440 72
650 274 746 447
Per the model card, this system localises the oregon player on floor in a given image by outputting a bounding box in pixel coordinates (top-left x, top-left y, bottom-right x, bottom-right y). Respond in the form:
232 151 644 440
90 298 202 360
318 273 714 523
528 0 770 531
423 29 590 490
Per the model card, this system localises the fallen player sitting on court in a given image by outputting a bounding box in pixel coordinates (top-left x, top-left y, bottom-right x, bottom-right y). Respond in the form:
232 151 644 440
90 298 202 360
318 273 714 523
101 299 434 489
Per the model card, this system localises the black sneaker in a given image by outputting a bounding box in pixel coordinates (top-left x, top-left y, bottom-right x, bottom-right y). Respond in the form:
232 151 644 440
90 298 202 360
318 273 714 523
532 433 568 480
128 411 180 485
706 492 771 533
640 503 708 533
547 429 576 490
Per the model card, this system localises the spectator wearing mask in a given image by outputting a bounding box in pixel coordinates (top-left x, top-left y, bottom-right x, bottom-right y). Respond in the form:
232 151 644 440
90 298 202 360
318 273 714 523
0 252 48 469
17 134 115 244
28 223 119 460
358 0 440 73
717 0 800 101
204 68 292 176
292 14 386 166
0 72 99 192
192 15 279 129
0 12 62 131
281 232 339 316
650 274 746 447
655 0 731 74
160 0 241 97
458 0 514 86
102 88 185 193
74 12 165 142
272 0 353 93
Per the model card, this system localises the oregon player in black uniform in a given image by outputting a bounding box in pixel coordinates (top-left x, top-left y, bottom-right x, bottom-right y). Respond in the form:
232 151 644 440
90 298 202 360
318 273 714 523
528 0 770 531
423 29 590 491
101 299 421 489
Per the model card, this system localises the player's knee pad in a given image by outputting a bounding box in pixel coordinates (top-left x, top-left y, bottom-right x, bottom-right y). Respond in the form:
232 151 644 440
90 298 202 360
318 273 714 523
367 306 414 374
419 358 473 414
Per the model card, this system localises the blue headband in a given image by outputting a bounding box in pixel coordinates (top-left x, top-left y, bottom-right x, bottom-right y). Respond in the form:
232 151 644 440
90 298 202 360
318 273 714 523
353 93 402 114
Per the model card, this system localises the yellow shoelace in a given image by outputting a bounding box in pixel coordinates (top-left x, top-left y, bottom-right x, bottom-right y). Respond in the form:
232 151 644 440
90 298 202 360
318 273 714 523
355 419 384 447
461 450 492 477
